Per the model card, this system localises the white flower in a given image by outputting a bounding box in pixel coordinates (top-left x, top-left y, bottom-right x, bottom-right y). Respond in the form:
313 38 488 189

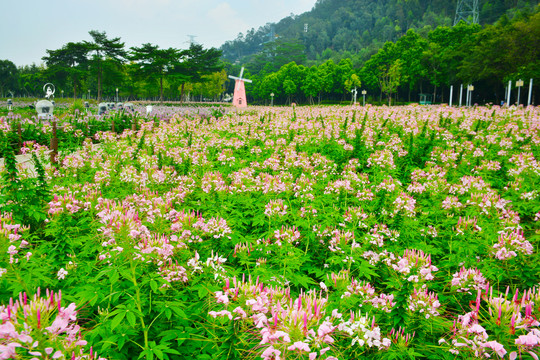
57 268 68 280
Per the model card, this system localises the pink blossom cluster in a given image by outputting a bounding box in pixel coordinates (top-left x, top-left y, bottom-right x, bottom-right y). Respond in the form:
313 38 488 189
327 229 355 253
48 193 91 216
390 249 438 282
450 267 488 294
442 285 540 359
272 226 301 245
441 195 464 210
454 216 482 235
364 224 399 248
337 273 395 313
342 206 369 227
208 276 339 360
392 192 416 217
492 229 533 260
0 213 30 266
264 199 288 217
0 288 106 359
408 288 441 319
207 274 403 360
366 149 396 170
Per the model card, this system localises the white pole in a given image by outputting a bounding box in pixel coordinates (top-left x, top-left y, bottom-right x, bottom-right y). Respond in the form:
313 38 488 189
459 84 463 107
449 85 453 106
466 85 470 107
528 78 533 106
507 80 512 105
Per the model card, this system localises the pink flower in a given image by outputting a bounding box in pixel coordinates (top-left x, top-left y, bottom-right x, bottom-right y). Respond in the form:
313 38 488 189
288 341 311 352
261 346 281 360
482 341 507 357
59 303 78 321
208 310 232 320
215 291 229 304
232 306 247 319
317 321 335 343
0 342 21 359
515 332 540 347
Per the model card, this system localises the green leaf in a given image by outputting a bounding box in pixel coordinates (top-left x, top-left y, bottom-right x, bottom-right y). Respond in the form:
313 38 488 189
126 310 137 327
197 286 208 299
150 279 158 293
110 311 126 330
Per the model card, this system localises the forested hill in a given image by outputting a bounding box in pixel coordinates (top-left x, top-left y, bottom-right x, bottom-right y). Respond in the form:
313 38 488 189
220 0 540 65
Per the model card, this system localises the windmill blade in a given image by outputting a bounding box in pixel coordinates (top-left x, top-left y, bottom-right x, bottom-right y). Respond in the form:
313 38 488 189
239 67 244 79
243 79 253 83
229 76 241 80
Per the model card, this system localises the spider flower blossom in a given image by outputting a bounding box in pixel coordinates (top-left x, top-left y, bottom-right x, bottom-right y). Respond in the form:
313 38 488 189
0 289 106 359
391 249 438 282
451 267 488 294
492 229 533 260
264 199 288 217
408 288 441 319
442 285 540 358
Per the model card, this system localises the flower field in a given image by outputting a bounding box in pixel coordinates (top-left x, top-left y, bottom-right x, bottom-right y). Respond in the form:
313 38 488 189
1 104 539 359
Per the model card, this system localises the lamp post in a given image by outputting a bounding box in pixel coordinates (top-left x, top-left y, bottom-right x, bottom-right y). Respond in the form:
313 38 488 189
61 90 64 98
270 92 274 106
516 79 524 105
116 88 119 103
467 85 474 106
88 89 90 100
528 79 533 106
362 90 367 106
506 80 512 106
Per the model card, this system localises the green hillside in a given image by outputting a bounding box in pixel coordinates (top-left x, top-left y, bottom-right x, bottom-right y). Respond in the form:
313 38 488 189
221 0 539 65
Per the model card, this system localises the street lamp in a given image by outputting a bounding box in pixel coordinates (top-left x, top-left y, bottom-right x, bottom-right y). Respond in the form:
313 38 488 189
516 79 524 105
270 92 274 106
88 89 90 100
467 85 474 106
61 90 64 98
362 90 367 106
116 88 119 103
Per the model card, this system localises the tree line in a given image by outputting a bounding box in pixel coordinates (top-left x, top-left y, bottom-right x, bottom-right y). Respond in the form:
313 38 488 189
243 7 539 105
0 31 223 103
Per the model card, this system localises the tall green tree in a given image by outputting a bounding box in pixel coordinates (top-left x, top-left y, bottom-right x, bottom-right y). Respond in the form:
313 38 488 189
42 42 90 98
394 29 428 101
423 23 480 100
174 43 222 102
85 30 127 102
380 59 403 105
129 43 181 103
301 66 323 105
0 60 18 98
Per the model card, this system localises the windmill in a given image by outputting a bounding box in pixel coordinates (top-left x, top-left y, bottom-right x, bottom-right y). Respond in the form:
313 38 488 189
228 67 252 108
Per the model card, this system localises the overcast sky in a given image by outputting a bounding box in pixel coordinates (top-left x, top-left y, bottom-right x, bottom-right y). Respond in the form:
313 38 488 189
1 0 317 67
